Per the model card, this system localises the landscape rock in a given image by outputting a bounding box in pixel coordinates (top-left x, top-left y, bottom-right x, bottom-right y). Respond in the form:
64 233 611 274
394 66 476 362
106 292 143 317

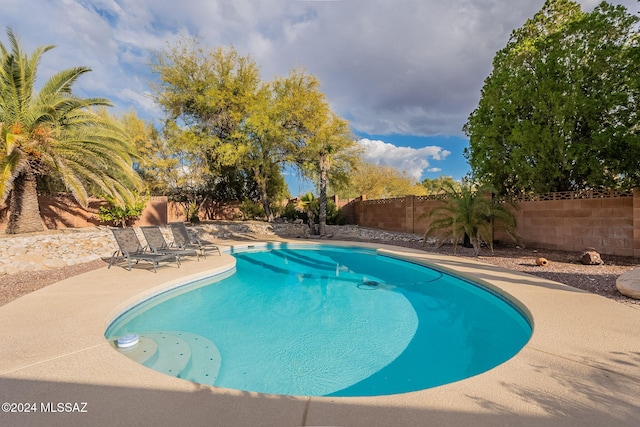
536 257 549 267
0 227 116 275
580 248 604 265
616 268 640 299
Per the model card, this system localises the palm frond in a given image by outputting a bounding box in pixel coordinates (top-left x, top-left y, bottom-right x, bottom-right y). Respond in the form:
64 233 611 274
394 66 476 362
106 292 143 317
0 149 26 201
423 181 518 255
1 28 143 223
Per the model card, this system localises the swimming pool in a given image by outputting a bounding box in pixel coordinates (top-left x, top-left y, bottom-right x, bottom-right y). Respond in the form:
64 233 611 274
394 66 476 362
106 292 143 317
106 243 532 397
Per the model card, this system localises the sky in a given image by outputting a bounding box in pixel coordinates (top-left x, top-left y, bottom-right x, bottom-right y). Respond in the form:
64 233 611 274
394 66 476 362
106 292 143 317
2 0 639 196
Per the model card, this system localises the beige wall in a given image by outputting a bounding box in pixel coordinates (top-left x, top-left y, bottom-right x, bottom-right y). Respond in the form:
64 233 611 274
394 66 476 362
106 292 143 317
500 190 639 257
348 190 640 258
347 196 443 235
0 196 241 231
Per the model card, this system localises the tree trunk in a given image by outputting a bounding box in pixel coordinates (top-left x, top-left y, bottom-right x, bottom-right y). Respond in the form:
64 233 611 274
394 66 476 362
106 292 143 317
259 179 273 222
262 195 273 222
318 155 328 236
252 166 273 222
6 171 45 234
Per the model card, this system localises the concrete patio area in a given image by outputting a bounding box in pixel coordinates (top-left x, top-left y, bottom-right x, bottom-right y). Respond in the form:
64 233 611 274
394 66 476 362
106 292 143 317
1 240 639 426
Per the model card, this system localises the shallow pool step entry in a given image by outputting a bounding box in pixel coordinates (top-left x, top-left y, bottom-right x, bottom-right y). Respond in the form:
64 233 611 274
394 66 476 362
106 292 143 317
111 331 221 384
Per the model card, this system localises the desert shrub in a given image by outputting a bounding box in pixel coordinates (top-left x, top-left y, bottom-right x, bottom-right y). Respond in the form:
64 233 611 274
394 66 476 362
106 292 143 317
97 197 147 227
240 200 265 220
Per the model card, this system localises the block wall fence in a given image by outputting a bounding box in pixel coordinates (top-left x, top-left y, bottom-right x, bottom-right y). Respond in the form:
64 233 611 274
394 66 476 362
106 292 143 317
340 189 640 258
0 196 242 231
1 190 639 257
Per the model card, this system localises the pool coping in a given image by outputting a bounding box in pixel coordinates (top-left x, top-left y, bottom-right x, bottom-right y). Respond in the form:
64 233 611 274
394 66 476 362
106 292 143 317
1 239 639 426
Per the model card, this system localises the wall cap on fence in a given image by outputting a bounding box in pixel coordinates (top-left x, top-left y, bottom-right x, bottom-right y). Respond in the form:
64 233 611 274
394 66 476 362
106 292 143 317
517 189 634 202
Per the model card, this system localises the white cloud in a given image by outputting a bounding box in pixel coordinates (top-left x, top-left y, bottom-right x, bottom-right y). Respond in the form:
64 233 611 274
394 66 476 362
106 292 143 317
119 88 159 115
358 138 450 182
4 0 638 134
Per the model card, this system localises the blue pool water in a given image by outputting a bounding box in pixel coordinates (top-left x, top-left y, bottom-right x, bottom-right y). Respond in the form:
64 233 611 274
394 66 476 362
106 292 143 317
106 244 532 397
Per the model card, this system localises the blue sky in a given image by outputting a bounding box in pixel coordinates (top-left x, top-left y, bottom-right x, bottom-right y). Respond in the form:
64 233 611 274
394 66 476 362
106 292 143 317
3 0 639 196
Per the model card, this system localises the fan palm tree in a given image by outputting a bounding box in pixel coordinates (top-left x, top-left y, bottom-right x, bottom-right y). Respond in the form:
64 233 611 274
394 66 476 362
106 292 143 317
424 181 518 255
297 192 317 234
0 28 142 234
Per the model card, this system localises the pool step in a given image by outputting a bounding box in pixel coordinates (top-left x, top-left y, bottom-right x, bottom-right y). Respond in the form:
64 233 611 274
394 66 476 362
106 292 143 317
113 331 221 384
141 332 192 377
172 331 221 384
112 336 157 365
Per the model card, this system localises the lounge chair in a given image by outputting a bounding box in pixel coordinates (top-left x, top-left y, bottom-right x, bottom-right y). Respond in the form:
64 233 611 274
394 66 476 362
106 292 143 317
108 227 180 273
140 225 200 262
169 222 221 257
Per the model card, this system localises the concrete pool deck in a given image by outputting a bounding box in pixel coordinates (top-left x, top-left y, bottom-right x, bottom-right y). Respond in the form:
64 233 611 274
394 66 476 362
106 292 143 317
1 240 639 426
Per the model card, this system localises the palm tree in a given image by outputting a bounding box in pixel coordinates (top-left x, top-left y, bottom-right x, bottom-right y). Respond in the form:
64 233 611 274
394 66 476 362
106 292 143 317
297 192 317 234
307 113 356 236
0 29 142 234
424 181 518 255
275 69 358 236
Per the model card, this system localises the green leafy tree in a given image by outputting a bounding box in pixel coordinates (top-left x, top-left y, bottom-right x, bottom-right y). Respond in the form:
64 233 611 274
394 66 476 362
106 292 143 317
121 110 179 195
0 29 142 234
464 0 640 195
421 176 461 195
151 37 291 217
151 38 260 148
241 75 297 221
120 110 215 222
337 161 427 199
151 38 259 187
423 182 517 255
239 199 265 220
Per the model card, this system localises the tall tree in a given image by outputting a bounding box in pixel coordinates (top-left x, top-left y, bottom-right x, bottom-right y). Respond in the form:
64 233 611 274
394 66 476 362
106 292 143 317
421 176 461 195
464 0 640 195
306 112 356 236
150 37 292 218
150 37 262 195
121 110 179 195
161 121 220 221
336 161 427 199
242 77 295 221
0 29 141 234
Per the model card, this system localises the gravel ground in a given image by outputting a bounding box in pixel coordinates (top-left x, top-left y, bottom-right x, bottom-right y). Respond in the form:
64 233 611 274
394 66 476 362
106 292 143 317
0 258 108 307
1 236 638 308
